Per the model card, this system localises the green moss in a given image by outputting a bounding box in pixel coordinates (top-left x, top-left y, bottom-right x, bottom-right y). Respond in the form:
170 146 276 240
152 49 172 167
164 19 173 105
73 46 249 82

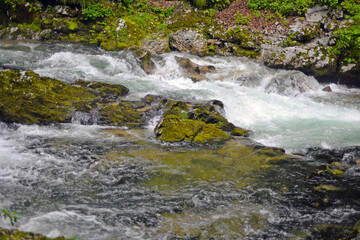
99 102 143 128
155 115 230 143
314 185 341 192
230 127 249 137
0 227 70 239
0 70 131 125
67 21 79 31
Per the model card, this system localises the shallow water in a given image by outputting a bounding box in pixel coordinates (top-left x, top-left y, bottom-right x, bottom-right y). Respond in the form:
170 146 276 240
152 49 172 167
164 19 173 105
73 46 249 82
1 40 360 239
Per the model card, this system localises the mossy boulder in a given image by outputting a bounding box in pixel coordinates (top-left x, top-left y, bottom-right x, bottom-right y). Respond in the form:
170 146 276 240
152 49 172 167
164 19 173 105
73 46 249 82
0 227 69 240
154 99 249 143
98 102 144 128
155 114 230 143
0 69 129 124
74 79 129 99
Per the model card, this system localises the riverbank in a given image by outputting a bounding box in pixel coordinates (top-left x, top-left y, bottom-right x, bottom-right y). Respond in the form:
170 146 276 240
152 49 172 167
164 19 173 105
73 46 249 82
0 0 359 86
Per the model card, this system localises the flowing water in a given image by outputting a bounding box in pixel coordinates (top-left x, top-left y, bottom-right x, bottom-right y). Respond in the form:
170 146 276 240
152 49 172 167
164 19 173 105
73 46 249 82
0 40 360 239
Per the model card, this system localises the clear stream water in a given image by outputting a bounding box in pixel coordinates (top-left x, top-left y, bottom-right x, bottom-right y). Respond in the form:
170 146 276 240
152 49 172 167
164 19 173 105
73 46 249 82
0 40 360 239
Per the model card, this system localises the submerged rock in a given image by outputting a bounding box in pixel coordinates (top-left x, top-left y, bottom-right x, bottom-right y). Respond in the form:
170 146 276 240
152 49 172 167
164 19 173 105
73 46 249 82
137 50 156 74
174 56 215 82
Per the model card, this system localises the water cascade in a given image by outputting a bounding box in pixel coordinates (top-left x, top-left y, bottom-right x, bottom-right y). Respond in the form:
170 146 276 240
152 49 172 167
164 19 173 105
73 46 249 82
1 40 360 239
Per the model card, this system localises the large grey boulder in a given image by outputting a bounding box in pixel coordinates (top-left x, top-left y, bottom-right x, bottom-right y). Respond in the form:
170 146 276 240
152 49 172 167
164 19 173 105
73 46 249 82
305 5 329 23
169 28 207 56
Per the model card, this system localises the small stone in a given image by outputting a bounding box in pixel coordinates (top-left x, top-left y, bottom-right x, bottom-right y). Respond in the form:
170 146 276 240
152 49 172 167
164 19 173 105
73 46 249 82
322 86 332 92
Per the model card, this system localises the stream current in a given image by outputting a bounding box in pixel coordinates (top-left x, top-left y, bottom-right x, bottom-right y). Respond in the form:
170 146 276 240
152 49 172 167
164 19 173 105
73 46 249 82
0 40 360 239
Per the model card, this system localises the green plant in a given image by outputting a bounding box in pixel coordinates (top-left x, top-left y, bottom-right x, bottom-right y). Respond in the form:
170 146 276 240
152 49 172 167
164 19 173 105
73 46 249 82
265 13 275 21
151 6 174 18
82 3 112 20
234 11 251 25
56 0 93 8
251 9 262 18
0 0 23 9
332 0 360 63
247 0 311 16
193 0 207 8
1 208 19 226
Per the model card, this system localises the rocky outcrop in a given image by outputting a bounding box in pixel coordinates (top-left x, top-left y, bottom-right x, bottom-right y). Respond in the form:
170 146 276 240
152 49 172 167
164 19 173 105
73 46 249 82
174 56 215 82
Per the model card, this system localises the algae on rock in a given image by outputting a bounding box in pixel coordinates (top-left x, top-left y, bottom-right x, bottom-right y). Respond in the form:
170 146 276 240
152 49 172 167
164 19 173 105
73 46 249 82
0 69 129 125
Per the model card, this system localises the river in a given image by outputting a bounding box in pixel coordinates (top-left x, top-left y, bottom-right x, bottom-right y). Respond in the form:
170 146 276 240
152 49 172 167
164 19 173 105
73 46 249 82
0 40 360 239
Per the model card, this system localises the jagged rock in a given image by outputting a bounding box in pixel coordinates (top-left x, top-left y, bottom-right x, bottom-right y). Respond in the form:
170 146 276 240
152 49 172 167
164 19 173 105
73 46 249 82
289 20 320 43
137 50 156 74
174 56 215 82
322 86 332 92
305 5 329 23
169 28 207 56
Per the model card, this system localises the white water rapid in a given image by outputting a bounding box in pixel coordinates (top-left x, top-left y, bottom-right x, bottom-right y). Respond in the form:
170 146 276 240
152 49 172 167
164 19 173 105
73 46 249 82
1 40 360 240
1 40 359 152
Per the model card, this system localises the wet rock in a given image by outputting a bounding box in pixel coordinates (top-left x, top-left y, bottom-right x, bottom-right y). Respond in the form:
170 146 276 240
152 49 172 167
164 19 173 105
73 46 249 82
305 146 360 165
169 28 207 56
136 50 156 74
0 69 129 125
74 79 129 99
154 99 249 143
98 102 144 128
0 227 69 239
155 114 230 143
174 56 215 82
322 86 332 92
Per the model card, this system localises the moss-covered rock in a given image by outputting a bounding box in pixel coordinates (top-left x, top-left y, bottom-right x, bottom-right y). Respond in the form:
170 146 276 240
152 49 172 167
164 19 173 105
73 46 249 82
155 114 230 143
98 102 144 128
154 99 249 143
0 69 129 125
0 227 69 240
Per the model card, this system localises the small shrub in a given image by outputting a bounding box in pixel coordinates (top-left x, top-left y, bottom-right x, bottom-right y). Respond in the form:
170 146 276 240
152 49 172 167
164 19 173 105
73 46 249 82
82 3 112 20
